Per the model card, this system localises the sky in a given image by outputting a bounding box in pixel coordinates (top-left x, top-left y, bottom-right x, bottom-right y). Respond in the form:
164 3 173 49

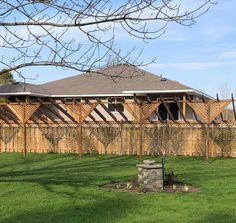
144 0 236 99
13 0 236 98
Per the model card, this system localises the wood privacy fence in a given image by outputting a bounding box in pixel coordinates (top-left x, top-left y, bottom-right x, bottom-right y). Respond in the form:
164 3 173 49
0 98 236 157
1 124 236 157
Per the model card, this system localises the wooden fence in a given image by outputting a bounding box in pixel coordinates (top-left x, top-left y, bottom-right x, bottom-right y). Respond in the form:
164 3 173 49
0 98 236 158
1 124 236 157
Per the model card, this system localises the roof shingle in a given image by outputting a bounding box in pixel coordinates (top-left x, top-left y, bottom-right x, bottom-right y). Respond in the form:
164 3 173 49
0 82 50 96
41 64 192 96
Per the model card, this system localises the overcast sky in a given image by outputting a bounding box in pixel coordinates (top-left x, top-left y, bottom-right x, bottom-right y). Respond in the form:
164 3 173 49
19 0 236 98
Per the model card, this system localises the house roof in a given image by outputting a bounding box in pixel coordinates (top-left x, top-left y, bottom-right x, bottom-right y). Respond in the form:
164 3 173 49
0 82 50 97
0 64 212 98
41 64 201 97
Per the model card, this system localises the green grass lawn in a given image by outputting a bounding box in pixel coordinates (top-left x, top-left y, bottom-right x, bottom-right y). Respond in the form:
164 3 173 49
0 153 236 223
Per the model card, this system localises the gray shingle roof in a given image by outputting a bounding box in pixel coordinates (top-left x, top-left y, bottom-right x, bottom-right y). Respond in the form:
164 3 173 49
0 82 50 96
41 64 193 96
0 64 210 98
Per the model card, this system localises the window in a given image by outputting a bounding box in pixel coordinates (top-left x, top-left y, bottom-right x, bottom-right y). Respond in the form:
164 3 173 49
169 103 179 120
64 98 81 103
158 103 167 120
108 98 124 112
158 103 179 120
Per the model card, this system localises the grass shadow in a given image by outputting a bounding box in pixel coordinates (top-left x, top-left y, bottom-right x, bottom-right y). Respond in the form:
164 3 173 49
0 195 137 223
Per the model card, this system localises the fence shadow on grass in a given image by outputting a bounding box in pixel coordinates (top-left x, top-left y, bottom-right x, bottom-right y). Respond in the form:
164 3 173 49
0 154 140 198
0 154 142 223
0 195 137 223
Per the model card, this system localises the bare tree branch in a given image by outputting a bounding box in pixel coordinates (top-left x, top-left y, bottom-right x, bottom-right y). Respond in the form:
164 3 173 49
0 0 215 77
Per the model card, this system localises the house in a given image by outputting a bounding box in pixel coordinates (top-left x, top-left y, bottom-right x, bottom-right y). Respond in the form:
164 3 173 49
0 64 213 123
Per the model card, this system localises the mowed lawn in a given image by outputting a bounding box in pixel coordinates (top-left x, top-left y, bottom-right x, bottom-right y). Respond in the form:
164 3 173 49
0 153 236 223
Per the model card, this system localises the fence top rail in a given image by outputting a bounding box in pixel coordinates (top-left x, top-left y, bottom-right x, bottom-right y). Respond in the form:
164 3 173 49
0 98 234 105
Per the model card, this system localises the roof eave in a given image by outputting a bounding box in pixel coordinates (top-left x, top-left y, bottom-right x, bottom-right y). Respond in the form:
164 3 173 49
50 93 134 97
0 89 214 100
0 92 51 97
122 89 194 94
122 89 214 100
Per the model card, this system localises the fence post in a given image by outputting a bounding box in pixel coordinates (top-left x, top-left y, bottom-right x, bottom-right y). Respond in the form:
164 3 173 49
120 120 123 155
139 102 143 160
23 102 27 157
206 103 210 162
0 124 2 153
211 125 214 157
182 94 186 118
78 124 83 158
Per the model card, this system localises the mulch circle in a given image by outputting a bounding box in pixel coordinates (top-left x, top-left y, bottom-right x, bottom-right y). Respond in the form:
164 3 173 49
100 179 200 193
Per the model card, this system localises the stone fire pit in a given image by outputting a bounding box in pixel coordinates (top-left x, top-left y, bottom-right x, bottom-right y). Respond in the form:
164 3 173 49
136 160 163 192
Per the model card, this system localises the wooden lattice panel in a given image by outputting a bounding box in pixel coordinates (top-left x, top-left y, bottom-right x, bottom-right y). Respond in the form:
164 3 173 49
187 101 231 123
0 105 5 123
64 103 98 124
187 102 208 123
124 102 160 123
7 103 40 123
209 101 231 121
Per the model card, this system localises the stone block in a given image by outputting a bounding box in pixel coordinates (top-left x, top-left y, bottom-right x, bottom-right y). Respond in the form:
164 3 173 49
136 160 163 192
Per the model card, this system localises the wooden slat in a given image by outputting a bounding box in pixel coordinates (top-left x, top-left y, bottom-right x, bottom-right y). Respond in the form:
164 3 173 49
38 107 59 125
0 105 19 124
161 100 175 122
53 103 78 124
97 99 118 122
41 104 67 124
30 116 42 127
88 114 97 122
183 94 186 117
33 111 50 125
112 104 129 122
93 107 107 122
174 97 188 123
153 109 163 121
0 110 11 124
232 94 236 121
